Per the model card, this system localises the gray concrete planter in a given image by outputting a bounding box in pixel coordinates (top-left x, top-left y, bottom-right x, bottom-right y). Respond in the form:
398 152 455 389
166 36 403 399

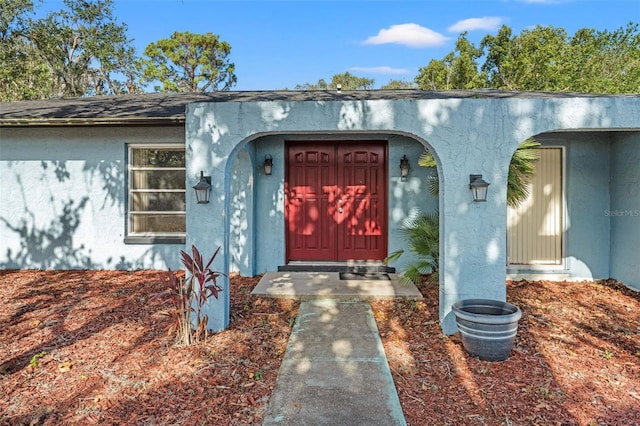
451 299 522 361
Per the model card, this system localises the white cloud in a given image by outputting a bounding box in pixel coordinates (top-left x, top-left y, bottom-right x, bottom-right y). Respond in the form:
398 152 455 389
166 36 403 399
363 23 448 48
448 17 504 33
349 66 411 75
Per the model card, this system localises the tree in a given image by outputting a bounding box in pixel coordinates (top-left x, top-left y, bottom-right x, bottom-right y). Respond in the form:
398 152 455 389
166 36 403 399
138 31 236 92
416 23 640 94
563 23 640 93
28 0 139 97
415 32 485 90
481 25 569 91
381 79 416 90
295 72 374 90
482 23 640 93
0 0 53 101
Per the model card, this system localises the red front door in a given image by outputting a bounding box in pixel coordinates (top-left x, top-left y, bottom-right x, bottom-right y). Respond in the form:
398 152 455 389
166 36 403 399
285 142 387 262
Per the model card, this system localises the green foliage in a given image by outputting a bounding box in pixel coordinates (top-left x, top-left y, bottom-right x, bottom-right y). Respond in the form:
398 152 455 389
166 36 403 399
29 0 139 97
154 245 224 346
393 139 540 285
380 79 416 90
295 72 374 90
507 138 541 208
0 0 51 101
415 32 485 90
0 0 139 100
386 211 439 287
481 25 570 91
29 351 46 369
138 31 236 92
416 23 640 94
418 138 541 208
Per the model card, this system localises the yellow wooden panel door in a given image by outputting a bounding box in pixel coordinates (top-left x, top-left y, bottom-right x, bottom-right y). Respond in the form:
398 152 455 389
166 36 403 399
507 148 564 267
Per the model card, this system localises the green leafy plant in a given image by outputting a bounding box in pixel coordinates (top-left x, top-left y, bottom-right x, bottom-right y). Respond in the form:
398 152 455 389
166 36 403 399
29 351 46 369
386 211 439 287
419 138 541 208
388 139 540 285
155 245 224 346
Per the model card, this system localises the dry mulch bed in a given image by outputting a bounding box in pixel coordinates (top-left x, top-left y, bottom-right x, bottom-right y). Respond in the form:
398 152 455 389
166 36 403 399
1 271 639 425
374 279 640 426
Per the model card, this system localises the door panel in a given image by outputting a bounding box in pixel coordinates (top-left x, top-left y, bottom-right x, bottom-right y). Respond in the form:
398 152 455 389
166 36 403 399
286 145 336 260
336 144 387 260
507 147 564 267
285 142 387 262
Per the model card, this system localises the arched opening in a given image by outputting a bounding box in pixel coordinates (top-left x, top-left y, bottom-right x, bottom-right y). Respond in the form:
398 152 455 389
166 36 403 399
505 130 640 291
225 131 442 278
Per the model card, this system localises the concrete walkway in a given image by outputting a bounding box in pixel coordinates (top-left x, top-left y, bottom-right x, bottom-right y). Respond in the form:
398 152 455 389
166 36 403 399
257 273 415 425
262 300 406 425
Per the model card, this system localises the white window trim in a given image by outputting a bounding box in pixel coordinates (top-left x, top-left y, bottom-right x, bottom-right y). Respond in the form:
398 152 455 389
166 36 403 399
126 144 186 243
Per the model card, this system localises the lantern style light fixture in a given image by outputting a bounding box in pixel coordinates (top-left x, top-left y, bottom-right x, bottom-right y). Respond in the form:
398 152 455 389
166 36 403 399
192 171 212 204
400 155 410 181
469 174 490 202
264 154 273 175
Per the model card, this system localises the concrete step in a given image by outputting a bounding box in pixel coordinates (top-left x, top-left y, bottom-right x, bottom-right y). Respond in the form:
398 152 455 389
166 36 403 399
252 272 423 301
278 262 395 274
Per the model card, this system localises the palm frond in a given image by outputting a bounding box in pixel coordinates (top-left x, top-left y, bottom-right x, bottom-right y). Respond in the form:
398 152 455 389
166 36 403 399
507 138 541 208
388 210 439 287
418 150 437 168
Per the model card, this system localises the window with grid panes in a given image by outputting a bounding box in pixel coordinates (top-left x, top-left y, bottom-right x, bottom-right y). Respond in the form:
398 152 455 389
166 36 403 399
127 145 185 242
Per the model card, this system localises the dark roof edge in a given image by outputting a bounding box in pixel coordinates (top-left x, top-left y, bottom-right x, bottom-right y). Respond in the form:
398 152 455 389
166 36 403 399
1 116 184 127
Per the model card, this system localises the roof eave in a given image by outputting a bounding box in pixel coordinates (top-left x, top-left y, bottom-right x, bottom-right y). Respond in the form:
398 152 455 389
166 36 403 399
0 116 184 127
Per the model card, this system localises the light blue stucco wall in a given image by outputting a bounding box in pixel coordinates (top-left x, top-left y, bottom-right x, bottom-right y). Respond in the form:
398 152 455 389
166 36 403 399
4 95 637 335
532 132 612 280
0 126 184 270
229 147 255 276
610 132 640 290
254 136 285 274
185 96 640 333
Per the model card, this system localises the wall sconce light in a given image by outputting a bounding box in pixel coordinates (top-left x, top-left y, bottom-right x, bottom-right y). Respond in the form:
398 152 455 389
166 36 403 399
264 154 273 175
192 171 212 204
469 174 490 202
400 155 410 181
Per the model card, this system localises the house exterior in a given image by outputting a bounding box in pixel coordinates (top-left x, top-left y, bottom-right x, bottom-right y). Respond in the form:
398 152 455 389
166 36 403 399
2 90 639 334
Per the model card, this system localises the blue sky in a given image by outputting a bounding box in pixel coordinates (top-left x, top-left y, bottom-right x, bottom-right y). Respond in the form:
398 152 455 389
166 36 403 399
40 0 639 90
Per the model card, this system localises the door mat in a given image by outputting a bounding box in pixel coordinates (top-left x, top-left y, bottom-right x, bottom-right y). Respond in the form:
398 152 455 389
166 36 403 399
339 272 391 281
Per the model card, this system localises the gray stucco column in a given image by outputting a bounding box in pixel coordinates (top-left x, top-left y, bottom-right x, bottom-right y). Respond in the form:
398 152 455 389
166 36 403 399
185 104 239 331
419 99 516 333
434 137 513 334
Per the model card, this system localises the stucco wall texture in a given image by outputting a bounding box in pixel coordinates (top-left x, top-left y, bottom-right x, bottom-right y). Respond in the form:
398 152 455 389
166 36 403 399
2 94 638 334
0 126 185 271
185 97 640 332
610 132 640 290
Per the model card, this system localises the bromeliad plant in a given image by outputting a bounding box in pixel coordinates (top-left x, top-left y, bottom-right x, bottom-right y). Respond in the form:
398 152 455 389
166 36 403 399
156 245 224 346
